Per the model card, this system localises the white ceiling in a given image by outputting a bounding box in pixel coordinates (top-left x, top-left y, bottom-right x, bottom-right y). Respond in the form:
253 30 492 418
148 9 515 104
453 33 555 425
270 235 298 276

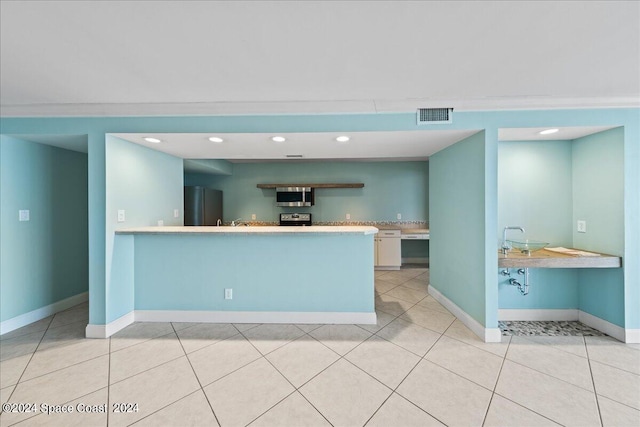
498 126 618 142
113 130 480 161
1 1 639 117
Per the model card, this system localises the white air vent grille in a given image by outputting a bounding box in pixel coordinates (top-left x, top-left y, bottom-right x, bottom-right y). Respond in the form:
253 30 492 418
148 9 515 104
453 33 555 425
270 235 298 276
285 154 303 158
417 108 453 124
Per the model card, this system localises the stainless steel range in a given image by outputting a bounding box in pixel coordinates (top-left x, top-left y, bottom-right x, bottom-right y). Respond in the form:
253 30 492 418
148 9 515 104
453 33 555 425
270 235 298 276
279 213 312 226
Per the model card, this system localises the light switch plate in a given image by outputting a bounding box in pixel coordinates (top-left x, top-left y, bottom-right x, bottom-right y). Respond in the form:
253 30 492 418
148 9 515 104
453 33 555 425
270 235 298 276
346 213 351 220
251 214 256 220
397 213 402 220
173 209 179 218
577 220 587 233
225 289 233 300
117 210 125 222
19 210 30 222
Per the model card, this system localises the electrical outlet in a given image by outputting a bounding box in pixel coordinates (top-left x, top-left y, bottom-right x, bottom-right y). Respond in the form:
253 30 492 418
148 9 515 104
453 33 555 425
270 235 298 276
224 289 233 300
117 210 125 222
251 214 256 220
577 220 587 233
19 210 30 222
397 213 402 220
174 209 179 218
157 220 164 226
346 213 351 220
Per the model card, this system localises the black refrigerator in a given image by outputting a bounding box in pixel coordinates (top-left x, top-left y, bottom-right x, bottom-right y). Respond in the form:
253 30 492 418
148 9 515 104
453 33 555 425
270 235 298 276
184 186 223 226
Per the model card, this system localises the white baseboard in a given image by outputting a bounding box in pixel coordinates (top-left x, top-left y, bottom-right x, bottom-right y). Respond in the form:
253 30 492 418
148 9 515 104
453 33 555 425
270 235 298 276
0 292 89 335
428 285 501 343
375 266 401 271
85 311 135 339
136 310 377 325
624 329 640 343
578 310 626 342
498 309 579 321
85 310 377 338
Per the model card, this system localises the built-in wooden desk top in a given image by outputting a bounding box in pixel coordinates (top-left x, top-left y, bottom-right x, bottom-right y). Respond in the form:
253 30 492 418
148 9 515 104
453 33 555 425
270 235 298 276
498 248 621 268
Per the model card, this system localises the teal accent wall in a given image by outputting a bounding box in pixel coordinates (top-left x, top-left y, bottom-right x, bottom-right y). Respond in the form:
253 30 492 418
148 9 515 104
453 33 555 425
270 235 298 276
498 140 578 309
133 233 374 313
573 128 625 327
0 136 88 322
572 128 624 255
497 128 627 328
185 161 429 223
1 108 637 331
430 131 489 326
105 136 183 323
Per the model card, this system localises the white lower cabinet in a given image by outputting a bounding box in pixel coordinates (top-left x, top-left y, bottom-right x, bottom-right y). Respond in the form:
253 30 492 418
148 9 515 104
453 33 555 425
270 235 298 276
374 230 401 270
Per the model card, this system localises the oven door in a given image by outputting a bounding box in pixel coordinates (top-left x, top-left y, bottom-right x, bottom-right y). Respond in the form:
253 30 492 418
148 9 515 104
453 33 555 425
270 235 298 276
276 187 313 207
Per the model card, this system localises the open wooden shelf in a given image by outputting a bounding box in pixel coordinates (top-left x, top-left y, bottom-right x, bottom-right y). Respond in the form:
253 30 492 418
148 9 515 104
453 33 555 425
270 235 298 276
257 183 364 189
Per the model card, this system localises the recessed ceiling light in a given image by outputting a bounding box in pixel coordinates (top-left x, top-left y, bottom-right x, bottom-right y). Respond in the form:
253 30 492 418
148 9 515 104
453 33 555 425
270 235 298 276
143 137 162 143
336 136 350 142
208 137 224 143
539 128 559 135
271 136 286 142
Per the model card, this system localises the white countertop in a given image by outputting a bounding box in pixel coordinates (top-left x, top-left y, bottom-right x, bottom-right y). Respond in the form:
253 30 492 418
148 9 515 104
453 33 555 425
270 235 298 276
116 225 379 235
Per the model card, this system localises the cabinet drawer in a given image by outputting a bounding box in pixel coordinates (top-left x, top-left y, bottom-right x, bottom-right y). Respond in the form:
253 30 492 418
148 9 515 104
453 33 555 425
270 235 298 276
378 230 401 237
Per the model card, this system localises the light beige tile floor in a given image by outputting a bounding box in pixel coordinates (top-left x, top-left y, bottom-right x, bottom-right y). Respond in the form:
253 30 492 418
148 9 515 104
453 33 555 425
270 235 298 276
1 268 639 427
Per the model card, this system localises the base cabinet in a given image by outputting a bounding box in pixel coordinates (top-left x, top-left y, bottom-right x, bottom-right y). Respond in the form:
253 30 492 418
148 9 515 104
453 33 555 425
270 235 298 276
374 230 401 270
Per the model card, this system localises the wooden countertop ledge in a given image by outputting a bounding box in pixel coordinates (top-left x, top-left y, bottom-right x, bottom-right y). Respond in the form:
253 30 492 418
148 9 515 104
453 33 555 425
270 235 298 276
499 248 621 268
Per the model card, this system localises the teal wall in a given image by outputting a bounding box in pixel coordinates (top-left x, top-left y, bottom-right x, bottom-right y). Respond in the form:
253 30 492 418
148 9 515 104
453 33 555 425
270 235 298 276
430 131 489 325
497 129 626 327
1 108 637 332
105 136 183 323
573 128 625 327
133 233 374 313
498 140 578 309
185 161 429 223
0 136 88 322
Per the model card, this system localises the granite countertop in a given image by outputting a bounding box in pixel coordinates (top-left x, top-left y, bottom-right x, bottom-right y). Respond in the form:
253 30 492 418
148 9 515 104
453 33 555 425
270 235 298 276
116 225 379 235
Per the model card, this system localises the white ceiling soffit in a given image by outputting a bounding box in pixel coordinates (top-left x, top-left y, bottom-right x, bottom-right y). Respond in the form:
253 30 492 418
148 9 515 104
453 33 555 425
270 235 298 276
1 1 639 117
112 130 480 161
498 126 618 142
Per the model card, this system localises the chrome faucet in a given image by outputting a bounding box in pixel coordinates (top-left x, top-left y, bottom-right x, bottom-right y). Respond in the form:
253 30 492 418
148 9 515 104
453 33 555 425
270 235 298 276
231 218 242 227
216 218 222 227
502 226 525 254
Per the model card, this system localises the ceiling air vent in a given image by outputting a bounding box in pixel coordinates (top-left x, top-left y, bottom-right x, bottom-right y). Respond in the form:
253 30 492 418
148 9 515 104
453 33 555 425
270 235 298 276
417 108 453 125
285 154 303 158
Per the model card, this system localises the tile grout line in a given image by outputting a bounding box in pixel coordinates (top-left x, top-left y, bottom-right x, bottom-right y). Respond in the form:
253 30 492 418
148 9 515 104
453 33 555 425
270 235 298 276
491 340 588 426
584 336 605 427
106 335 111 427
0 315 56 426
364 317 456 427
236 325 336 427
504 355 602 395
170 322 222 427
481 329 511 426
3 315 55 406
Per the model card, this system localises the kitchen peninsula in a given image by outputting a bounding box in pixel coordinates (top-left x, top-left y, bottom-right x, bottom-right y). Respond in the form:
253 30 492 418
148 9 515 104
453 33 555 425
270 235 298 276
113 226 378 327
